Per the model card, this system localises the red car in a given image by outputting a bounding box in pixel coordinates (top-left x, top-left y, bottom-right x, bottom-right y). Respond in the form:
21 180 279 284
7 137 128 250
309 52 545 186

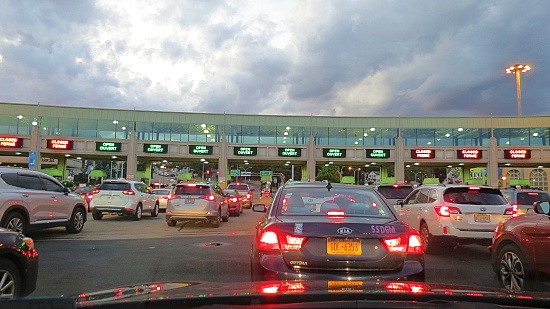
73 186 98 211
223 189 243 216
491 201 550 291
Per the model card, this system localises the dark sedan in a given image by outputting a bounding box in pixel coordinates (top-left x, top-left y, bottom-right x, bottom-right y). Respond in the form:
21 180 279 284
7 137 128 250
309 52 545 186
0 229 39 298
251 181 424 282
491 200 550 291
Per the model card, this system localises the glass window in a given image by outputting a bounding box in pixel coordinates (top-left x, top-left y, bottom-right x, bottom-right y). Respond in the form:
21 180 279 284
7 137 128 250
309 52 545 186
530 169 548 191
98 120 118 139
153 123 171 141
0 173 18 186
98 182 131 191
18 174 44 190
42 177 64 192
41 117 60 136
442 187 507 205
58 118 78 137
171 123 189 142
136 122 153 140
259 126 276 144
175 184 211 195
77 119 98 138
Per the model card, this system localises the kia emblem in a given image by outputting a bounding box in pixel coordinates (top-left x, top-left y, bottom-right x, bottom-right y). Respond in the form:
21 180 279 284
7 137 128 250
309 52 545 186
337 227 353 235
480 207 487 212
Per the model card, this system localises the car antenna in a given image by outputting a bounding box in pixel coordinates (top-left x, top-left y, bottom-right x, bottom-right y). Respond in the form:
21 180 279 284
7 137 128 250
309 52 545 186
326 182 332 191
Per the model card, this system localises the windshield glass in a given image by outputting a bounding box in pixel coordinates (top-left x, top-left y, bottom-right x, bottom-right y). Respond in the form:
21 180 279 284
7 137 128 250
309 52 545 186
151 189 170 195
376 186 414 199
443 187 508 205
227 184 249 191
174 185 211 196
97 183 131 191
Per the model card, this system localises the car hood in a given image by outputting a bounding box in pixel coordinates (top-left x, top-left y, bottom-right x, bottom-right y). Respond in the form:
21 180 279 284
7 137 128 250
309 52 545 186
22 280 550 308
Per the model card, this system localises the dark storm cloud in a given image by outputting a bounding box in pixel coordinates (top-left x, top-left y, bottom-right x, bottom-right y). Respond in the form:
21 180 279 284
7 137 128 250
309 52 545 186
0 0 549 116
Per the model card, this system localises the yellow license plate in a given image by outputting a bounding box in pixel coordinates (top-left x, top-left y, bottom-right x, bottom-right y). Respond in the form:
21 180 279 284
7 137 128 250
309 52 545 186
327 238 361 255
474 213 490 222
184 198 194 204
328 281 363 292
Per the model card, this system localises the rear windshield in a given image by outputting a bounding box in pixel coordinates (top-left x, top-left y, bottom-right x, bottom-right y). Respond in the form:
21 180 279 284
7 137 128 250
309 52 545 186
443 187 507 205
223 190 237 195
376 185 414 199
98 183 131 191
276 187 395 219
74 187 95 193
175 185 211 196
516 192 550 205
227 184 249 191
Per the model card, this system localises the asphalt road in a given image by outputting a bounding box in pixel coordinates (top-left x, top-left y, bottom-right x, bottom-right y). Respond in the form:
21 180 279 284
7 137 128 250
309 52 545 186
26 206 500 298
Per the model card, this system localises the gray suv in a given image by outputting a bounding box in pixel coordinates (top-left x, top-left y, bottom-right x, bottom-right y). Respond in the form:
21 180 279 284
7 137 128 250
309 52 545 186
0 167 87 234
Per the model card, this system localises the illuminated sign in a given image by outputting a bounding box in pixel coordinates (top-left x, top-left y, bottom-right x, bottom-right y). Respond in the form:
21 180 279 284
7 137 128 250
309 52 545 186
366 149 390 159
411 149 435 159
457 149 481 159
47 139 74 150
96 142 121 152
144 143 168 153
504 149 531 159
323 148 346 158
189 145 213 155
0 137 23 148
234 147 257 156
278 147 302 157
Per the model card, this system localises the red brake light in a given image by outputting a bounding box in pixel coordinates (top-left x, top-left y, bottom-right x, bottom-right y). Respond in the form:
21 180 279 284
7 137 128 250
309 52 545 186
327 211 345 218
434 206 461 217
468 186 481 190
383 233 423 254
527 192 539 196
231 197 238 202
122 190 135 195
92 189 100 194
392 184 399 188
505 205 518 217
246 193 251 199
187 184 197 187
202 195 215 201
168 194 179 200
257 227 306 251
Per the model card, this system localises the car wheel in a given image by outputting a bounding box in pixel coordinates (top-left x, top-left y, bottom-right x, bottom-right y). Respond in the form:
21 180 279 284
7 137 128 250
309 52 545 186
240 204 243 214
420 222 438 254
222 207 229 222
497 244 531 291
133 204 143 221
151 203 159 218
2 212 27 234
167 220 177 227
66 207 85 234
211 210 221 228
235 206 241 217
0 259 21 299
92 212 103 220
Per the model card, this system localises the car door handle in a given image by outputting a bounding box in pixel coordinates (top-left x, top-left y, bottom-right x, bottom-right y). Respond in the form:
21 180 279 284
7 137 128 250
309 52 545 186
21 194 29 198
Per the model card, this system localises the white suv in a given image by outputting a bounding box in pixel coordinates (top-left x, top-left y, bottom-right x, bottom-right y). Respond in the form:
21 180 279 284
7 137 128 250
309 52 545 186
0 167 87 234
397 185 512 253
89 180 159 221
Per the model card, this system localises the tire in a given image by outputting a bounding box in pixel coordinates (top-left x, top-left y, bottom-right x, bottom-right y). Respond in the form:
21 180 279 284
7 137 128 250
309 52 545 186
66 207 85 234
151 203 159 218
211 210 221 228
92 212 103 220
167 220 177 227
0 259 21 299
235 206 241 217
420 222 438 254
497 244 531 291
240 204 243 214
2 212 27 234
133 204 143 221
222 207 229 222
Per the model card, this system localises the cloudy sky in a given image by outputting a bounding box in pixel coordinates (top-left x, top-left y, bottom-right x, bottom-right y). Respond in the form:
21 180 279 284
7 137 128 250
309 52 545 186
0 0 548 117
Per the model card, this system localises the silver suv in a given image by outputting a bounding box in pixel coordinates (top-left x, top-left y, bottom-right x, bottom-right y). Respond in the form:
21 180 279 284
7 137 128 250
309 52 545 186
166 183 229 228
89 180 160 221
226 182 254 208
0 167 87 234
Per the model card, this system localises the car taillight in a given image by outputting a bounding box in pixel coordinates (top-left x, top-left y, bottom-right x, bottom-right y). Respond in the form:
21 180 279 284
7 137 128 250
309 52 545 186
92 189 100 194
327 211 345 218
434 206 461 217
257 228 306 251
122 190 135 195
383 233 423 254
246 193 251 199
202 195 215 201
231 197 238 202
168 194 179 200
505 205 518 217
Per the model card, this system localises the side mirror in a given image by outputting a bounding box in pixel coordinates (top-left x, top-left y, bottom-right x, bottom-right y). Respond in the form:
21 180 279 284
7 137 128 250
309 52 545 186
252 204 267 213
534 201 550 215
63 187 70 195
397 200 404 208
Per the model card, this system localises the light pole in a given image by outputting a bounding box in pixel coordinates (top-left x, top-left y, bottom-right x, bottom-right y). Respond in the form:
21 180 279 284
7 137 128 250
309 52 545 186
505 64 531 116
201 160 208 182
353 167 361 185
16 115 23 134
113 120 119 138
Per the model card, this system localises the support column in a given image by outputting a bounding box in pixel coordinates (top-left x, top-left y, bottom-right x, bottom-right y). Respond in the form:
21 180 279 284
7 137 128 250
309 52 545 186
395 135 405 183
126 127 137 179
306 135 316 181
488 136 499 187
29 124 41 171
218 133 228 187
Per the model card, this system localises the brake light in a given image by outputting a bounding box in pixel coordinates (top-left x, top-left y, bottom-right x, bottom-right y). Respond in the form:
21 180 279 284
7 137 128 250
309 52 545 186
505 205 518 217
187 184 197 187
92 189 100 194
257 228 306 251
122 190 135 195
246 193 251 199
168 194 179 200
469 186 481 190
231 197 238 202
327 211 345 218
382 233 423 254
202 195 215 201
434 206 461 217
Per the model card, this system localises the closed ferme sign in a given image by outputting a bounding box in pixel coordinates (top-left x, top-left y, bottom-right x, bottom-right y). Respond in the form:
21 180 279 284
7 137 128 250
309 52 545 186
47 139 74 150
504 149 531 159
457 149 481 159
411 149 435 159
0 137 23 148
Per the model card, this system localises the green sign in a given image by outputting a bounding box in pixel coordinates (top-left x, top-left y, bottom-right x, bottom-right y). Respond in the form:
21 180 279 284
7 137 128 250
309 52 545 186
260 171 273 177
234 147 257 156
278 147 301 157
190 145 213 155
323 148 346 158
144 143 168 153
230 169 241 176
96 142 121 152
366 149 390 159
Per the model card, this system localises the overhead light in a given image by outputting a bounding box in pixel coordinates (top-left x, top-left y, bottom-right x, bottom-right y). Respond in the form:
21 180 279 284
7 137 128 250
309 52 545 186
370 128 376 131
457 128 464 132
17 115 23 120
32 121 38 126
533 132 539 137
111 156 117 159
285 126 291 130
112 120 119 125
76 157 82 160
65 154 71 157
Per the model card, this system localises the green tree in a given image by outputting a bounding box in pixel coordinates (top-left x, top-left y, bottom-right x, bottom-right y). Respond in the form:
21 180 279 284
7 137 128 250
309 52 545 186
315 165 341 183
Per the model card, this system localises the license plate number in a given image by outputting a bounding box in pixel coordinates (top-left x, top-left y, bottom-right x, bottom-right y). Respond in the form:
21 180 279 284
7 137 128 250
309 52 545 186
184 198 194 204
474 213 490 222
327 238 361 255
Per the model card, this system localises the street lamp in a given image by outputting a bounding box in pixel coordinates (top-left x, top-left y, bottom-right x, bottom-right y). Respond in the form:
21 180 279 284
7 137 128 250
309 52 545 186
201 161 208 182
16 115 23 134
505 64 532 116
113 120 119 138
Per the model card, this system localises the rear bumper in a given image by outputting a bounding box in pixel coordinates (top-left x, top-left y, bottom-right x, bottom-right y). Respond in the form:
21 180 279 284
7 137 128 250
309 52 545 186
91 206 136 215
252 251 425 282
21 254 39 297
166 212 218 223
